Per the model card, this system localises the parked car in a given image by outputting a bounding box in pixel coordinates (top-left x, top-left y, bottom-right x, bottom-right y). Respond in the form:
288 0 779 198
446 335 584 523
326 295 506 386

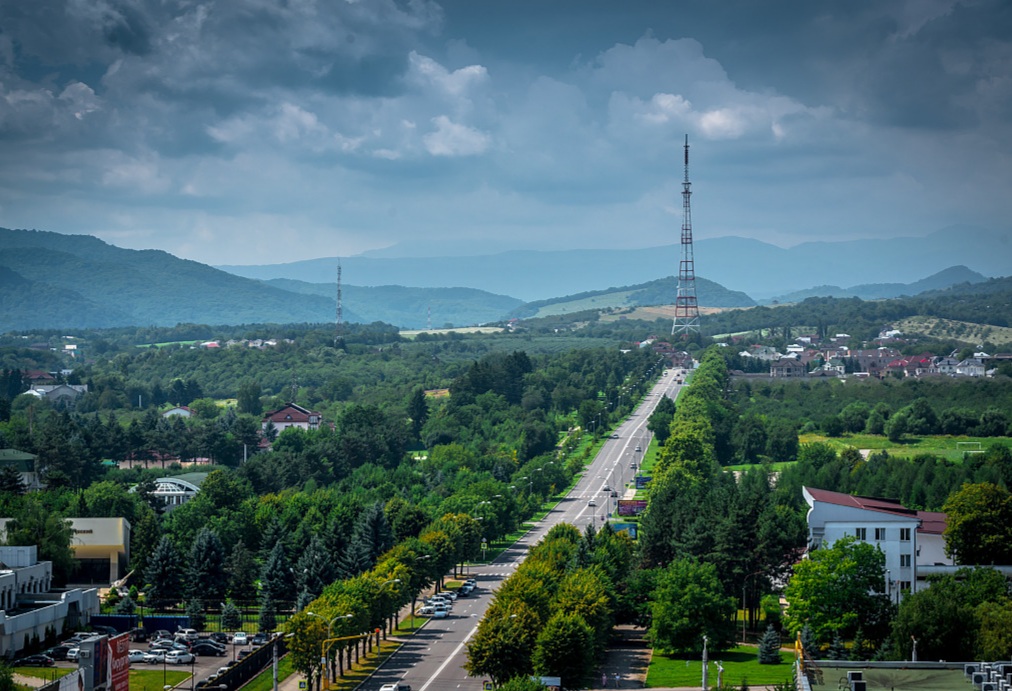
92 625 119 636
209 632 230 645
251 632 268 646
127 650 147 664
432 608 448 619
443 590 458 601
142 650 166 664
464 578 476 587
66 649 81 662
175 628 199 642
45 646 71 661
232 632 248 646
417 606 434 616
154 630 172 640
191 642 227 657
130 628 149 643
17 655 54 667
458 585 472 596
237 649 253 661
150 639 190 652
166 650 195 665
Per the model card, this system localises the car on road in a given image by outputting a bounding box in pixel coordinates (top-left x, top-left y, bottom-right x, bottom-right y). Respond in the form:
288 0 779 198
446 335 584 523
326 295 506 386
443 590 458 601
588 499 596 506
602 484 610 492
165 650 195 665
17 655 54 667
610 433 619 439
635 445 641 452
432 608 448 619
380 684 411 691
418 605 434 616
128 650 147 664
232 632 248 646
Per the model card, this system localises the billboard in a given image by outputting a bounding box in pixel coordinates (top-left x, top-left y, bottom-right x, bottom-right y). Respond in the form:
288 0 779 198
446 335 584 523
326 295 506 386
610 522 638 539
617 499 647 517
108 633 130 691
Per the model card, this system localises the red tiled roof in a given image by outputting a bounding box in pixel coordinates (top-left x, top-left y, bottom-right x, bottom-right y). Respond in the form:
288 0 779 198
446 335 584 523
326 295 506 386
262 403 321 424
806 487 947 534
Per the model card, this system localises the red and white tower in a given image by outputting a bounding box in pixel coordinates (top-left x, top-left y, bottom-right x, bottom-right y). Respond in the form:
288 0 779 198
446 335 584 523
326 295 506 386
672 134 700 335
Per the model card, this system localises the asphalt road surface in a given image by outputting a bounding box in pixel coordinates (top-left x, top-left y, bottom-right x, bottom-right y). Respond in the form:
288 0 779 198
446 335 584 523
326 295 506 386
369 367 687 691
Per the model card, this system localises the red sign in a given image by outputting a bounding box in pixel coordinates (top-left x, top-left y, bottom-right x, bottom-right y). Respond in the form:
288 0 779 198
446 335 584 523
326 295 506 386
108 633 130 691
617 499 647 517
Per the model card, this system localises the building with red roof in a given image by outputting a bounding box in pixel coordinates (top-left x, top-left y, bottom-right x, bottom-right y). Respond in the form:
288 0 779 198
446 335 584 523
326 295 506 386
261 403 323 433
803 486 951 602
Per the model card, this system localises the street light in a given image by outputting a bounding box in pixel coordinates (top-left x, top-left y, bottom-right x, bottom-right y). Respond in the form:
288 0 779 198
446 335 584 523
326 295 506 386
307 611 352 690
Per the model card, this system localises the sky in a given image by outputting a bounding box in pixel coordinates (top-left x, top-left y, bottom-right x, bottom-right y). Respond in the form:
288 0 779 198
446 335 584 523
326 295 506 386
0 0 1009 266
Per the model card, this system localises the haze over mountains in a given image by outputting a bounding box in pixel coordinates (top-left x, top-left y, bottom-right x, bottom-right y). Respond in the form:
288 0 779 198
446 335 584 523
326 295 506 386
218 225 1010 301
0 226 1008 331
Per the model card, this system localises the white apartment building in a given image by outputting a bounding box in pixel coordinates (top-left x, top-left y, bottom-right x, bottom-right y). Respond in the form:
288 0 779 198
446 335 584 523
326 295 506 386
803 486 952 602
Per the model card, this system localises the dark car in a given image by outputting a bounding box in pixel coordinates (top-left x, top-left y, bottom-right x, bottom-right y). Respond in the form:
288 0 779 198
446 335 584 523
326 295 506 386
192 642 227 657
92 625 119 636
18 654 55 667
251 633 268 646
45 646 71 661
130 628 149 643
209 632 230 645
237 650 253 661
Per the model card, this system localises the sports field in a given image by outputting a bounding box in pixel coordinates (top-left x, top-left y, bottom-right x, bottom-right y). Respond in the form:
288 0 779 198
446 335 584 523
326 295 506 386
813 667 971 689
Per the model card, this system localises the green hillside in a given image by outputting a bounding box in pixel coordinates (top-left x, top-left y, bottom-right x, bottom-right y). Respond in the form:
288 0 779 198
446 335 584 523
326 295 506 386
511 275 755 319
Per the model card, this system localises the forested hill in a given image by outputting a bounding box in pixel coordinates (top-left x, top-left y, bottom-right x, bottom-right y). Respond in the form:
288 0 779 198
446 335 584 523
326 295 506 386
264 279 523 328
766 265 988 303
0 228 336 330
703 275 1012 341
509 275 755 319
0 228 521 330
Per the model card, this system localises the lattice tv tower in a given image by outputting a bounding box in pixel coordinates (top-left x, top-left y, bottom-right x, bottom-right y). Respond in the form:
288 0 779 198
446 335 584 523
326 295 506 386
335 258 343 347
671 134 701 336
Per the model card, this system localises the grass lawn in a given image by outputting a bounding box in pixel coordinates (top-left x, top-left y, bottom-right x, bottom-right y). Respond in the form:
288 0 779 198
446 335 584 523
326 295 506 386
800 433 1011 462
647 646 796 688
724 461 798 472
242 653 294 691
129 669 191 691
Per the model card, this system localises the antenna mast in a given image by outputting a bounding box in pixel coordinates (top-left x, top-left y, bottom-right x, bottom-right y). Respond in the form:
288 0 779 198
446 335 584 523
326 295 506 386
672 134 701 335
335 259 343 346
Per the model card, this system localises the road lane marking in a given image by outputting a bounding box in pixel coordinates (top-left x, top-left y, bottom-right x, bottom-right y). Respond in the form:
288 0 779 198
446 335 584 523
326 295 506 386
418 624 479 691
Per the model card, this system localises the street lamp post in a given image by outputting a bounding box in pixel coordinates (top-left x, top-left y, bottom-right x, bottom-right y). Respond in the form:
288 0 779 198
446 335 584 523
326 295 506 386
307 611 353 690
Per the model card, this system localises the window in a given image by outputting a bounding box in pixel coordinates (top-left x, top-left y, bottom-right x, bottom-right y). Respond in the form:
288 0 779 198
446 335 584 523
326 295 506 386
899 581 911 592
900 554 911 568
900 527 911 541
855 527 867 540
875 528 886 541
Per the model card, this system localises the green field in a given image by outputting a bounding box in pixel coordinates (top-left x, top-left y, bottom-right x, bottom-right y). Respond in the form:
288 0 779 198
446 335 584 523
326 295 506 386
533 291 638 318
800 433 1011 462
646 645 796 688
13 667 190 691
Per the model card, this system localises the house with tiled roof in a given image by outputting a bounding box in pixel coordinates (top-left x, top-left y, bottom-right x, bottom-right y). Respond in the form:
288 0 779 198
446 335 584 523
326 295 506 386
770 357 806 378
262 403 323 433
803 486 951 602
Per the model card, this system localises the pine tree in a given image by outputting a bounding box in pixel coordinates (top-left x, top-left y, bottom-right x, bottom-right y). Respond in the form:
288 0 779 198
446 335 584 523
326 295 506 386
757 625 781 664
827 633 847 660
185 599 206 631
351 503 394 567
0 466 26 495
295 536 334 609
800 623 817 657
188 527 227 602
145 536 183 610
221 601 242 632
114 595 136 615
226 540 258 601
130 507 162 576
258 597 276 633
259 516 287 561
407 388 428 441
849 627 867 661
259 541 291 607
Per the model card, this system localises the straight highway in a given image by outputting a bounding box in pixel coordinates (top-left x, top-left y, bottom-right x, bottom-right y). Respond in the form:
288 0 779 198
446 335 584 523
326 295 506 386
369 367 687 691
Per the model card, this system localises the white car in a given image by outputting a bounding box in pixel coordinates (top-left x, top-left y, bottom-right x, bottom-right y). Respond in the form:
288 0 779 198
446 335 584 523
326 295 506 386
66 648 81 662
165 650 195 665
143 650 166 664
232 632 248 646
588 499 597 507
128 650 147 664
444 590 458 601
432 608 448 619
418 605 435 616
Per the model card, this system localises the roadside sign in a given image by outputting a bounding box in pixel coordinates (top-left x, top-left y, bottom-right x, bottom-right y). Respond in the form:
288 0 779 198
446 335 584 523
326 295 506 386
483 681 493 691
299 682 307 690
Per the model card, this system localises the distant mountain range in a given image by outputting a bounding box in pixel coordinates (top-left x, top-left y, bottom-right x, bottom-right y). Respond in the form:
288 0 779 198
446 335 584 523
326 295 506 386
217 224 1011 301
765 265 989 304
1 226 1008 331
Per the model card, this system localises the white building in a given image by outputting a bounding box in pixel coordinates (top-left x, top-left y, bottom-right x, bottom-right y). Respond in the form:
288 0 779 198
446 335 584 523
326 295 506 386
803 487 951 602
0 546 100 658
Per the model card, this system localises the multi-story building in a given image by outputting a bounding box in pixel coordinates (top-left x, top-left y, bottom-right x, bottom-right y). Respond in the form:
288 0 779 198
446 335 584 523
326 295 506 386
803 487 951 602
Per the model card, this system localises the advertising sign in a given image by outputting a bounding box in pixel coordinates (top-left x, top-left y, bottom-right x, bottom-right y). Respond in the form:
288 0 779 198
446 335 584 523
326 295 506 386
610 522 638 539
616 499 647 517
634 476 652 490
108 633 130 691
